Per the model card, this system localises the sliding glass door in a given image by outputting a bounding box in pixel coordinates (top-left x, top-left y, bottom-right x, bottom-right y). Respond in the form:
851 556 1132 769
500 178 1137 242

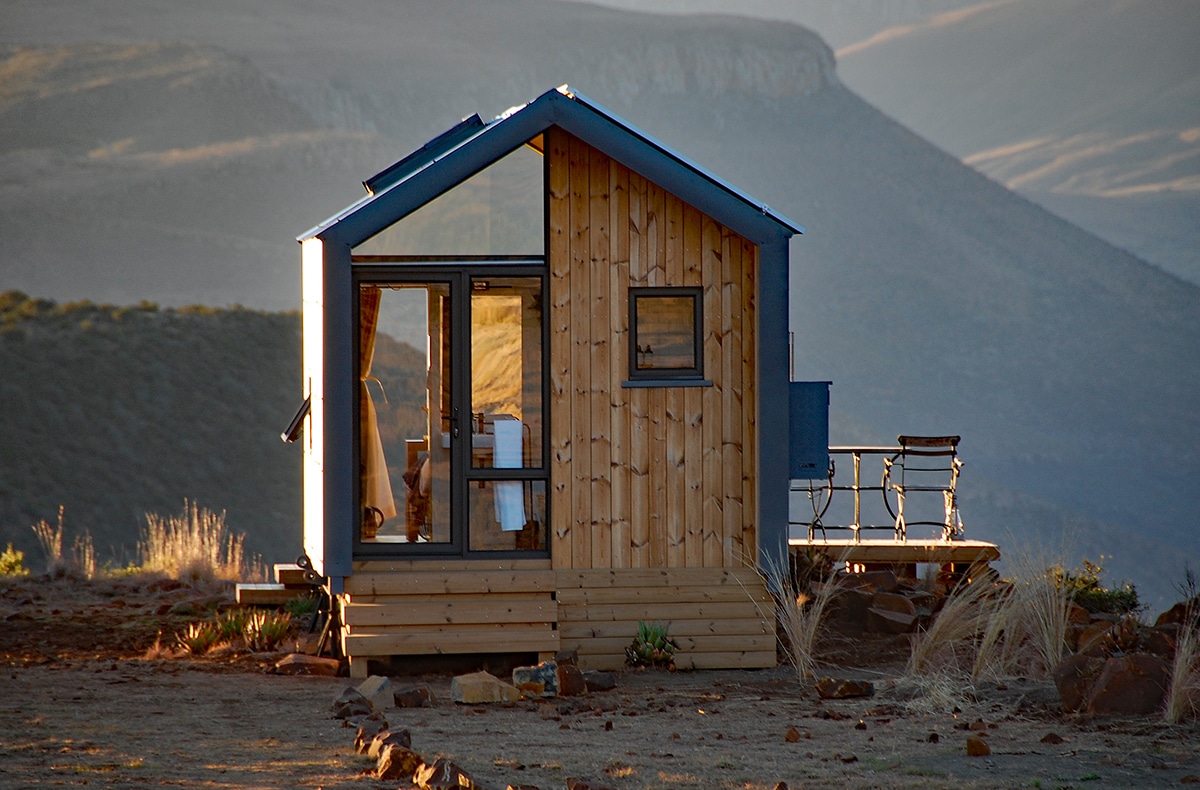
355 266 547 556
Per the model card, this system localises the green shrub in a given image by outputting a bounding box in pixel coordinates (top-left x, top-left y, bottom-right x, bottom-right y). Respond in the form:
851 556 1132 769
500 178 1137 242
625 621 677 669
175 621 222 654
0 543 29 576
244 610 293 652
1052 559 1140 615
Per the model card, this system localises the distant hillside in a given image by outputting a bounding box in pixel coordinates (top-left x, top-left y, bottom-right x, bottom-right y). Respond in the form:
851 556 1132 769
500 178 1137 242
0 293 302 565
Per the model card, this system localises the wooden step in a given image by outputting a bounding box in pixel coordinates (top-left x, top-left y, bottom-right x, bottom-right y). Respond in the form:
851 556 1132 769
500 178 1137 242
236 583 299 606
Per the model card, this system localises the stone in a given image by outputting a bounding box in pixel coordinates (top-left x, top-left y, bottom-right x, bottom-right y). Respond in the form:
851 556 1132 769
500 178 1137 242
367 729 413 760
583 670 618 692
871 591 917 616
865 607 917 634
331 687 374 719
814 677 874 699
1085 653 1170 715
1141 625 1178 659
356 675 394 711
785 725 803 742
274 653 341 676
450 671 522 704
414 757 478 789
1077 621 1116 656
965 734 990 756
377 744 423 781
513 662 559 697
394 683 437 708
557 663 587 697
1040 732 1065 744
1067 602 1091 624
1052 654 1106 712
1155 599 1199 627
555 648 580 666
353 713 388 753
824 588 873 632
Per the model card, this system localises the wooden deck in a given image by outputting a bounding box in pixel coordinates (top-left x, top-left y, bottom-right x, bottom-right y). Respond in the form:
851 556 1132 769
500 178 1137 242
337 561 775 676
790 538 1000 576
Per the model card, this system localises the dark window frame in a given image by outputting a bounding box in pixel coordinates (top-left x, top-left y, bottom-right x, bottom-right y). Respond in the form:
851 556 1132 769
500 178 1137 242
626 286 707 385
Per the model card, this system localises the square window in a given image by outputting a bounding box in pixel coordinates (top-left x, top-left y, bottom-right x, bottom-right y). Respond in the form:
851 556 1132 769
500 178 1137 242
628 287 703 381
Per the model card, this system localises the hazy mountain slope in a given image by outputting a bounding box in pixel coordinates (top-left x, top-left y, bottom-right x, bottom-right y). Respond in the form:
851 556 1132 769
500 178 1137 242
3 0 1197 602
833 0 1200 284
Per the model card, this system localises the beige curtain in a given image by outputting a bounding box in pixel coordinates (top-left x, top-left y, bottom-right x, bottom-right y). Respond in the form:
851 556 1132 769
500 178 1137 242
360 286 397 521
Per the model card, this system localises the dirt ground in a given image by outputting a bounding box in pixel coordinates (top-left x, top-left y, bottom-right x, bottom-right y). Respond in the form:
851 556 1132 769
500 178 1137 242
3 575 1198 789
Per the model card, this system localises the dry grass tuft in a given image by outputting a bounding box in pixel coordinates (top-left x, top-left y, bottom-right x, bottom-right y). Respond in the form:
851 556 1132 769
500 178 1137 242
907 576 994 678
762 552 847 683
31 505 66 576
138 500 250 583
1166 605 1200 724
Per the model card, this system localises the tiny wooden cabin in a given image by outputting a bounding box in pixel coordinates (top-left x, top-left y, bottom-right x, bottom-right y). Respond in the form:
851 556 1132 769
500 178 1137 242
296 86 804 677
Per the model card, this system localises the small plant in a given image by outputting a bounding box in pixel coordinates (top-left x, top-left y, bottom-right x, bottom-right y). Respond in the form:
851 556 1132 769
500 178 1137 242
175 621 221 655
244 610 293 652
0 543 29 576
1051 559 1140 615
31 506 67 576
767 552 846 682
215 608 254 642
625 621 677 670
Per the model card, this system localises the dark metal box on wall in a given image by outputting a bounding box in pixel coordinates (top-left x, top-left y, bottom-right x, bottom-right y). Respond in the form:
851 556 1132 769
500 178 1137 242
789 381 830 479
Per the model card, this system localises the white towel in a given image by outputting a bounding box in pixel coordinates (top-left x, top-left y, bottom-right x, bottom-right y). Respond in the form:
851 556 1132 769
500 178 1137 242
492 418 526 531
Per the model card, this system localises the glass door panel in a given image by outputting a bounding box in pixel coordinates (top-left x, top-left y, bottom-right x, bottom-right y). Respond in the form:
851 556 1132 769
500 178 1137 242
360 282 452 545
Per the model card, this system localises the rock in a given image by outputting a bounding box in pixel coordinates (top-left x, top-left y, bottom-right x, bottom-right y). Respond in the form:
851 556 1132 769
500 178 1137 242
377 744 423 781
814 677 874 699
414 757 478 789
965 734 990 756
367 729 413 760
866 607 916 634
356 675 394 710
1141 625 1178 659
1067 602 1091 624
1040 732 1065 744
1077 621 1116 656
583 670 617 692
557 663 587 697
331 687 374 719
784 725 803 742
274 653 340 676
1085 653 1170 715
1053 654 1106 712
513 661 559 697
354 714 389 753
450 671 522 704
824 588 873 632
870 591 917 616
1154 598 1199 627
555 648 579 666
394 683 437 708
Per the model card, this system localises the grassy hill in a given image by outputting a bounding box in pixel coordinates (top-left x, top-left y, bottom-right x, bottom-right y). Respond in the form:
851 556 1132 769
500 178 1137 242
0 294 306 567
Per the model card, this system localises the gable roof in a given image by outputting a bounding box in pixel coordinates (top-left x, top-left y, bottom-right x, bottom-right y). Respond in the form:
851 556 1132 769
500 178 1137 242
300 86 803 247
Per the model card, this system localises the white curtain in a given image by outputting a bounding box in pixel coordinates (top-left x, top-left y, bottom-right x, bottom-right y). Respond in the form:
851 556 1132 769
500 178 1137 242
360 286 396 521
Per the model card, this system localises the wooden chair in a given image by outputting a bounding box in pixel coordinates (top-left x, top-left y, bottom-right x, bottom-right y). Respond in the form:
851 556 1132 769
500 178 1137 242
883 435 964 541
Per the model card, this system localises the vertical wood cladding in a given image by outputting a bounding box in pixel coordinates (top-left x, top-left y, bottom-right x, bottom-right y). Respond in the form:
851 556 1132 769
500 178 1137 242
547 127 757 571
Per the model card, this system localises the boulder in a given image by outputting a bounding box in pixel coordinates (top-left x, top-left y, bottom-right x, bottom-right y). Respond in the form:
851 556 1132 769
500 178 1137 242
353 713 388 753
583 670 618 692
965 734 990 756
1067 602 1091 625
513 661 559 697
814 677 874 699
866 607 916 634
1140 625 1178 659
1085 653 1170 715
414 757 478 789
823 588 872 632
871 591 917 616
331 687 374 719
555 648 580 666
1155 599 1199 627
450 671 522 704
356 675 394 711
557 663 587 697
274 653 341 676
394 683 437 708
367 729 413 760
377 744 423 781
1053 653 1106 713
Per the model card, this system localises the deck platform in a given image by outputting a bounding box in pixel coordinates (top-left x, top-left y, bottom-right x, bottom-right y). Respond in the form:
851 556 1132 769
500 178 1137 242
789 538 1000 577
